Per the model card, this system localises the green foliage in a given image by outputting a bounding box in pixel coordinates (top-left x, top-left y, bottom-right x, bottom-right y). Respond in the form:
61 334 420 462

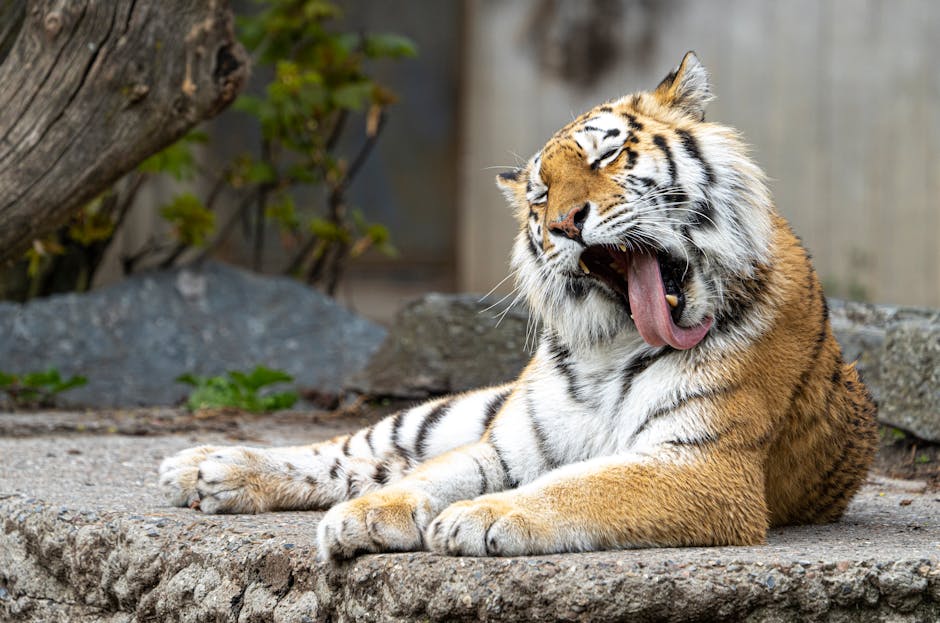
177 366 298 413
881 426 909 443
160 194 215 246
138 131 208 181
0 368 88 408
228 0 414 289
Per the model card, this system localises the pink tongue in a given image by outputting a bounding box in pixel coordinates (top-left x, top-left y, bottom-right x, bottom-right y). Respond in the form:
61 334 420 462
625 253 713 350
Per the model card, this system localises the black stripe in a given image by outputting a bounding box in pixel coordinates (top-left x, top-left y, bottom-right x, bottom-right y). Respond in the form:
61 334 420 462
784 272 830 412
373 461 390 486
526 391 559 470
527 232 540 259
652 134 676 183
481 390 511 434
675 128 715 185
620 349 665 401
341 435 351 456
622 112 644 131
626 175 655 189
666 431 720 449
390 411 411 463
498 169 519 182
565 278 589 300
491 438 519 489
604 128 621 139
364 426 375 454
687 200 715 229
713 263 772 332
328 458 341 480
471 455 488 496
414 400 453 459
632 384 738 442
548 333 581 401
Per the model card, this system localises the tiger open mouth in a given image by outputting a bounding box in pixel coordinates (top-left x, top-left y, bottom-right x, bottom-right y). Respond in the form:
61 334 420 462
578 245 713 350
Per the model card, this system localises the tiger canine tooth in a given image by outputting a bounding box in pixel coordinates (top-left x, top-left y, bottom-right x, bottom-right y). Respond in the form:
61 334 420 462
618 244 627 252
665 294 679 308
579 259 590 274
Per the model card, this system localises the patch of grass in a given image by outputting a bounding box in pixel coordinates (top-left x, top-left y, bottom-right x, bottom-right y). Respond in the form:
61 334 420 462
177 366 298 413
0 368 87 408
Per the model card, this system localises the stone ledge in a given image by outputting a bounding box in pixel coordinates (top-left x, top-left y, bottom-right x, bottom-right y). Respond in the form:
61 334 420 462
1 421 938 622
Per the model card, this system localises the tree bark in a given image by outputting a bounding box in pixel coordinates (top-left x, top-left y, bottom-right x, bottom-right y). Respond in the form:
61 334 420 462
0 0 248 264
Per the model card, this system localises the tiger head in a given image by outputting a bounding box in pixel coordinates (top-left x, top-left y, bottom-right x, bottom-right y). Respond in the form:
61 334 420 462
496 52 775 350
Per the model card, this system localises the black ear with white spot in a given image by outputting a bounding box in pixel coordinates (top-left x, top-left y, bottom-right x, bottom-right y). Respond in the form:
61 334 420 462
495 168 524 202
653 51 713 121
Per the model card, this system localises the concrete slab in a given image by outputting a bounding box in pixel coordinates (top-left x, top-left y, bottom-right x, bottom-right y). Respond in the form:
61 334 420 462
1 411 939 622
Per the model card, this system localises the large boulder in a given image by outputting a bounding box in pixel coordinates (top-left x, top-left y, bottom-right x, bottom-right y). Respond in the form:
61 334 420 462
352 295 940 442
348 293 531 398
0 262 385 408
830 299 940 442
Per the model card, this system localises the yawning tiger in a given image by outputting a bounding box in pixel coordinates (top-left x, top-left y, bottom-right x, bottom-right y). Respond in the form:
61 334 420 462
160 52 878 559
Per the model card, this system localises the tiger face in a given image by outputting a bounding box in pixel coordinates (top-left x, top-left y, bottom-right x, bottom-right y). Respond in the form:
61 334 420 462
497 52 775 349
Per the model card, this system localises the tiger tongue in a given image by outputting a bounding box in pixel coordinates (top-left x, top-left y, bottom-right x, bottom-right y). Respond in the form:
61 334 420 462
625 252 713 350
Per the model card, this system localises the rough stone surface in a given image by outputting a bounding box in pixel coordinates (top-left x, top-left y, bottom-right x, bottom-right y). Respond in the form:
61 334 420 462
830 300 940 442
0 262 386 408
352 295 940 441
1 411 939 622
348 293 532 398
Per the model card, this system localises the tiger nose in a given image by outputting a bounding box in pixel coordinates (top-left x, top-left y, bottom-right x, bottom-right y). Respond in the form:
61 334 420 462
548 203 589 240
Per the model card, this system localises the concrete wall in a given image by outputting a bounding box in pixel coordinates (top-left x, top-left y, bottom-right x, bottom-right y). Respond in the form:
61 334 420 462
458 0 940 307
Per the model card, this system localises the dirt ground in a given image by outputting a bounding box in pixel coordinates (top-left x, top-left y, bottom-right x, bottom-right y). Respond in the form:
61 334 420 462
874 426 940 490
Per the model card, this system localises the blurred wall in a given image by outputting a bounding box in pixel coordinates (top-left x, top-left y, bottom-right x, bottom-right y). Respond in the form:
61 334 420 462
458 0 940 307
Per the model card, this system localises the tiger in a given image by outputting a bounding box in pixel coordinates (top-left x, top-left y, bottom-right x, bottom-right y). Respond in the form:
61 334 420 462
159 52 878 560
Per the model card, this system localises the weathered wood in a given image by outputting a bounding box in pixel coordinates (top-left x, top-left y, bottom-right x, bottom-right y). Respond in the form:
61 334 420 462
0 0 247 264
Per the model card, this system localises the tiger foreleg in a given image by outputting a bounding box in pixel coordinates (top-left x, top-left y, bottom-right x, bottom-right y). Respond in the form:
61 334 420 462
158 385 513 513
426 451 769 556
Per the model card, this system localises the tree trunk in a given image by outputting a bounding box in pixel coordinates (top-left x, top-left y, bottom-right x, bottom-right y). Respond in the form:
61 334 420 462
0 0 248 264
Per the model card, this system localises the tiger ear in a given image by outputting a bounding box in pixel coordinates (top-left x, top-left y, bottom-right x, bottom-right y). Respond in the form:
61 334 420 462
495 168 525 202
652 51 712 121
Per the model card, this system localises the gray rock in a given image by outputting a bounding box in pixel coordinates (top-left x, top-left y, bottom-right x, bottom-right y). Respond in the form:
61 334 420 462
0 262 385 408
348 293 532 398
352 294 940 442
830 299 940 442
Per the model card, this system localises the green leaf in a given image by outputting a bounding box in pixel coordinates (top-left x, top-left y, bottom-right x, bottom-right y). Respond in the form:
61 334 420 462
138 131 206 181
177 366 297 413
363 33 418 59
308 217 348 242
22 369 62 388
160 194 215 246
175 373 200 387
51 375 87 393
239 366 294 391
246 161 278 184
0 372 17 388
331 82 373 110
260 392 298 411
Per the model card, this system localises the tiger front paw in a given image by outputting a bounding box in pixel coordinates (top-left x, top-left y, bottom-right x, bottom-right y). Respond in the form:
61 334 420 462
426 494 542 557
316 489 433 561
158 445 269 514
